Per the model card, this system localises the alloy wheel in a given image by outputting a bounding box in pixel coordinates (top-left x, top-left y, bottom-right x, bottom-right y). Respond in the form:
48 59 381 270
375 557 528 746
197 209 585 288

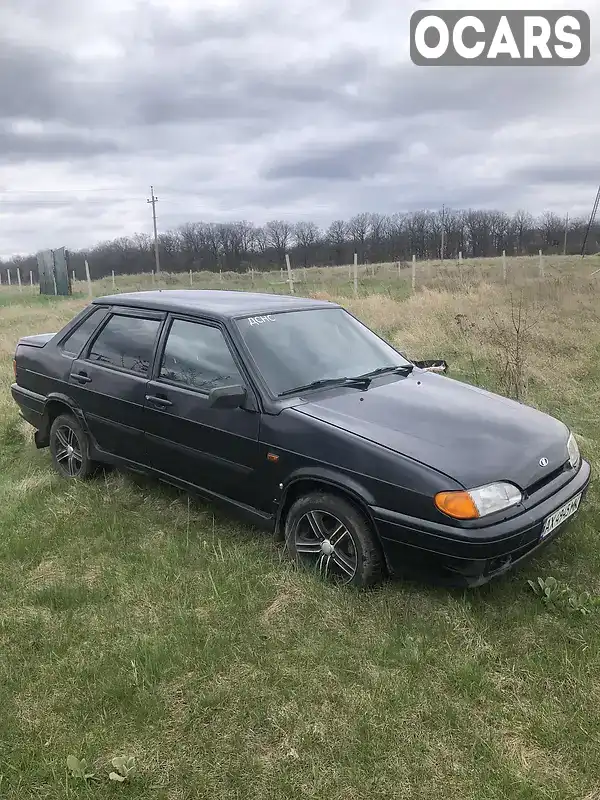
54 424 84 477
294 510 358 584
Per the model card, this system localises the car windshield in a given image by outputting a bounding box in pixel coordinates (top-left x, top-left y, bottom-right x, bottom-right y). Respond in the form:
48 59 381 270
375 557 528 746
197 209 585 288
235 307 411 397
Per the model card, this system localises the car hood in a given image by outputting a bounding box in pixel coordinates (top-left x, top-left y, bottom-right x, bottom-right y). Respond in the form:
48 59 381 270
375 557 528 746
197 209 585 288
292 371 570 490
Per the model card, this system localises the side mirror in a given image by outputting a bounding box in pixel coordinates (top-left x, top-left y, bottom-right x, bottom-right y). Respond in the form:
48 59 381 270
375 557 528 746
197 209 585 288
207 384 247 410
412 359 448 373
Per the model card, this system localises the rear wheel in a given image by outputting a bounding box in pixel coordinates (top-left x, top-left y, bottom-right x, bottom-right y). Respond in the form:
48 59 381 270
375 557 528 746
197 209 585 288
49 413 95 480
284 491 384 588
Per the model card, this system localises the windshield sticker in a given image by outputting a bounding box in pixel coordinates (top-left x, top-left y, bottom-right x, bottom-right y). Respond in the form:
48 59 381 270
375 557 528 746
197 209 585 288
247 315 276 326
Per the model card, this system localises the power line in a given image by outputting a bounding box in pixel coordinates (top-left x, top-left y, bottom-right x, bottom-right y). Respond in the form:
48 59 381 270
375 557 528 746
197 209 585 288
147 185 161 275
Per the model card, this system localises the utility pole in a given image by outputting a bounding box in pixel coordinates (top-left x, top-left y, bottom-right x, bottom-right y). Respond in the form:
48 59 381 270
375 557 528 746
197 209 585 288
563 212 569 255
581 185 600 258
147 185 160 275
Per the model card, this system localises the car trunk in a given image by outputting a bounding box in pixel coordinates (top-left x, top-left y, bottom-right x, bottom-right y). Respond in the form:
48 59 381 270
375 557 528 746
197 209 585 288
17 333 56 348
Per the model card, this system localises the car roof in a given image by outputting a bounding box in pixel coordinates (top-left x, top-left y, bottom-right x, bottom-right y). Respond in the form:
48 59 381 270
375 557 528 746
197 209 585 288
92 289 338 320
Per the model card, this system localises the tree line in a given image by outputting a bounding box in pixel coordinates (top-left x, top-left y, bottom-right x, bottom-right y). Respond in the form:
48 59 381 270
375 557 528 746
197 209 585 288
2 208 598 281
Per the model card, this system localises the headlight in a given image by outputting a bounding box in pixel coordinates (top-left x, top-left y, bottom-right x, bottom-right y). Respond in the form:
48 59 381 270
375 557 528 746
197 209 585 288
435 482 522 520
567 432 581 471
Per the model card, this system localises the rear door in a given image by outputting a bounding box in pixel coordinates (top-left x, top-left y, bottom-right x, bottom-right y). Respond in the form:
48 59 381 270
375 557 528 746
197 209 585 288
142 316 261 508
68 308 165 464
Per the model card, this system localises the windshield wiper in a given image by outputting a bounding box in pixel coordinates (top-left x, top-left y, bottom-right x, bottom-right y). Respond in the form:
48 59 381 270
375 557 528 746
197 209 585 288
354 364 414 381
277 365 414 398
278 376 371 398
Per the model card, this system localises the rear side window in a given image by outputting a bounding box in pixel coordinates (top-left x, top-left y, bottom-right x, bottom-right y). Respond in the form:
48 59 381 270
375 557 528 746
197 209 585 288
60 308 107 357
87 314 162 376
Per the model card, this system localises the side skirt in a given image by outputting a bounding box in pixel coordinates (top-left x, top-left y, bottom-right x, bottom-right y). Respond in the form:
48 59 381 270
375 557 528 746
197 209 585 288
89 442 275 532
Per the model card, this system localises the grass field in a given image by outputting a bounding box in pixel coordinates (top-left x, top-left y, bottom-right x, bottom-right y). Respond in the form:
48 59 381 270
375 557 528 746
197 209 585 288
0 256 599 799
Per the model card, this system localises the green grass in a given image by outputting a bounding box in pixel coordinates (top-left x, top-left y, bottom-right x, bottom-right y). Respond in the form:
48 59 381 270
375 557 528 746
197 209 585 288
0 261 599 798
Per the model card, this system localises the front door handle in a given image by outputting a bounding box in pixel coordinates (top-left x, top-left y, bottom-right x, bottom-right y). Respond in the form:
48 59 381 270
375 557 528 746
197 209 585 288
73 372 92 384
145 394 173 408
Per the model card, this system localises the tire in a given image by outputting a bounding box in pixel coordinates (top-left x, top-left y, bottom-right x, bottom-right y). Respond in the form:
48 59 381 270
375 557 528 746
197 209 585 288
284 491 384 588
49 413 95 480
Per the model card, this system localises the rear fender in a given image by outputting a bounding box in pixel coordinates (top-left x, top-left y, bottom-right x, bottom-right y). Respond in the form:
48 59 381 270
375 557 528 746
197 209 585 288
37 393 90 448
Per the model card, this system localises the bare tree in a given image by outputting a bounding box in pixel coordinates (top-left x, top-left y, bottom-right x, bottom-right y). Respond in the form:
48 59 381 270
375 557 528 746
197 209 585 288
539 212 564 250
347 213 370 261
326 220 348 265
367 213 389 262
6 205 599 279
294 221 321 267
512 210 534 255
265 220 293 265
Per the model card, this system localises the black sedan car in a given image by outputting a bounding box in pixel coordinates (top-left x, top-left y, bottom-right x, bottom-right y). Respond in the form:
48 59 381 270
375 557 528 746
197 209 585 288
11 290 590 588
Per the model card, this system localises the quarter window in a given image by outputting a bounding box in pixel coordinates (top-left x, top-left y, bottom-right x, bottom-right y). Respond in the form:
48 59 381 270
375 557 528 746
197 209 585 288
87 314 161 375
60 308 107 357
159 319 242 392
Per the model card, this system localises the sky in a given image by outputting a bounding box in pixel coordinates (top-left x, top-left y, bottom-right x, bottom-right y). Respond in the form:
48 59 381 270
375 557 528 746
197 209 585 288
0 0 599 257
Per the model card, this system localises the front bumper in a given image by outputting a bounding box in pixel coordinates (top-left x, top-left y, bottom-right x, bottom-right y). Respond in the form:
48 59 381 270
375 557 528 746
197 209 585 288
372 459 592 587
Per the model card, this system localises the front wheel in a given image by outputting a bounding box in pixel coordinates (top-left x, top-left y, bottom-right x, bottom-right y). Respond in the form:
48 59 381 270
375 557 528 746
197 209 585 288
49 413 95 480
284 491 384 588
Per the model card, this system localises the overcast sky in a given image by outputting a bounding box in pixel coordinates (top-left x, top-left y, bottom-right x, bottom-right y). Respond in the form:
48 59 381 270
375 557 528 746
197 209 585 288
1 0 598 257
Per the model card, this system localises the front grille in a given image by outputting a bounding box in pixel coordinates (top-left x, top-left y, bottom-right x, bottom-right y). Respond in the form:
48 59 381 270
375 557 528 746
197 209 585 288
525 460 570 498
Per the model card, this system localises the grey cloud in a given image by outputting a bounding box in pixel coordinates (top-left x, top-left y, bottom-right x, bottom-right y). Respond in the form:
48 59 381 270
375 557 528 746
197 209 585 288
0 0 598 256
264 139 401 181
0 128 120 162
125 49 373 129
508 164 599 187
0 40 74 122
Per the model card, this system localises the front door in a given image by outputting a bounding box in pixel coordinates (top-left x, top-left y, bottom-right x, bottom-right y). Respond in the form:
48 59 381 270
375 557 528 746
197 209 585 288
69 309 165 465
142 316 261 508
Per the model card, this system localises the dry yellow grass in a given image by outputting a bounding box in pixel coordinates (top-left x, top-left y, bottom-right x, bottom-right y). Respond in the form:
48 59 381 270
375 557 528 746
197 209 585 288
0 257 598 799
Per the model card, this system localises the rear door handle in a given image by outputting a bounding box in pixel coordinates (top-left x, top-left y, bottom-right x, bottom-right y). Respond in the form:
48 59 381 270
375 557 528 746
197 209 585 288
73 372 92 384
145 394 173 408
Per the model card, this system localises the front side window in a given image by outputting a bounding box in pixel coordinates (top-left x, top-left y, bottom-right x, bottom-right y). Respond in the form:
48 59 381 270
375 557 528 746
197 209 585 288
235 307 410 396
60 307 107 357
159 319 243 392
87 314 162 375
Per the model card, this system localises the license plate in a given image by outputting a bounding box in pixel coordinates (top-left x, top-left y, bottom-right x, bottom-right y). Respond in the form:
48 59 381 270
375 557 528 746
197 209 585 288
541 493 582 539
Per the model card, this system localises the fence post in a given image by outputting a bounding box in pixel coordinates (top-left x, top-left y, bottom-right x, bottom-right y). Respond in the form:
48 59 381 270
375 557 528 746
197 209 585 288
539 249 544 278
412 255 416 292
17 268 22 291
72 270 76 284
397 261 401 279
459 251 463 263
189 269 193 286
285 254 294 295
353 252 358 298
111 270 116 289
502 250 507 282
30 271 33 289
219 269 223 282
85 259 93 298
7 269 11 286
